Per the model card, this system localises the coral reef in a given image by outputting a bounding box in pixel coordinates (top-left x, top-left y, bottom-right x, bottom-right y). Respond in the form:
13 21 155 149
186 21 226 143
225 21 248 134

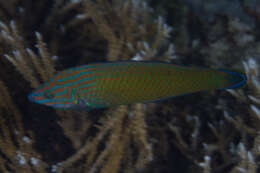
0 0 259 173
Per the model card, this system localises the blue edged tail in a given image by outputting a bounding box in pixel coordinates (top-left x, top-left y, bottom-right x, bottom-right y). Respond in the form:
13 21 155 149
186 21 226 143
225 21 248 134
217 68 247 89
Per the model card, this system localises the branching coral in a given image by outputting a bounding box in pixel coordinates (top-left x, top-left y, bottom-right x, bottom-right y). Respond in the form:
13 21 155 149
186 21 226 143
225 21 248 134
0 0 174 173
225 58 260 173
83 0 174 61
0 21 56 88
168 58 260 173
0 80 48 172
54 105 152 173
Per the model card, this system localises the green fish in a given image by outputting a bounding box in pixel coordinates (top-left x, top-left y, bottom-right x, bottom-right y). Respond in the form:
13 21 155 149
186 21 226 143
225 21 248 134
28 61 247 109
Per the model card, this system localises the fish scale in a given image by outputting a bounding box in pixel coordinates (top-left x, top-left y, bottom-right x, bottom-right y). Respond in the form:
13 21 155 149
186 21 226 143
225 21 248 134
28 61 247 109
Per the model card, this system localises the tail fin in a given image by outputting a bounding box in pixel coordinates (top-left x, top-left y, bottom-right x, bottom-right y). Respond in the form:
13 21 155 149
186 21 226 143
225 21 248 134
217 68 247 89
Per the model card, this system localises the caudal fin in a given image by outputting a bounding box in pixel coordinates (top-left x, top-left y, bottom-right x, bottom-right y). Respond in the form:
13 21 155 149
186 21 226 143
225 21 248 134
217 68 247 89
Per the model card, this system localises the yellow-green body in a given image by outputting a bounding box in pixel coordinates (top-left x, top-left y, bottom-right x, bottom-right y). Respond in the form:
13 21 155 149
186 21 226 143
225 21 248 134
96 62 242 105
28 61 247 109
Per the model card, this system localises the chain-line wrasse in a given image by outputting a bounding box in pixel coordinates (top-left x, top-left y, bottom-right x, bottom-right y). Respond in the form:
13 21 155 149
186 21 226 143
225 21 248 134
28 61 247 109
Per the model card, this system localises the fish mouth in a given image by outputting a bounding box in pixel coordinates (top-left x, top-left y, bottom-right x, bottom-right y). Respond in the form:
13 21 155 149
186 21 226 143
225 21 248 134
28 92 36 102
28 92 43 103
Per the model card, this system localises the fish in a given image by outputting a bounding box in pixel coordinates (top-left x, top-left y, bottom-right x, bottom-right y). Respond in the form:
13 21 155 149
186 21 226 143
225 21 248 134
28 61 247 109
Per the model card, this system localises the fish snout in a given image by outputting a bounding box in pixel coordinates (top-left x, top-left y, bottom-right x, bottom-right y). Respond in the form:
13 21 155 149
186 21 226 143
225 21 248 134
28 92 44 103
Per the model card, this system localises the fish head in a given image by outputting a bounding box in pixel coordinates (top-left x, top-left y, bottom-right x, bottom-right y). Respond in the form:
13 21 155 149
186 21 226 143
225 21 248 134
28 78 75 108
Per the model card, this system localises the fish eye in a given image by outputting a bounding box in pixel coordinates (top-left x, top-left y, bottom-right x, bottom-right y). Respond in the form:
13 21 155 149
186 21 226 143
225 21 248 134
44 91 54 99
